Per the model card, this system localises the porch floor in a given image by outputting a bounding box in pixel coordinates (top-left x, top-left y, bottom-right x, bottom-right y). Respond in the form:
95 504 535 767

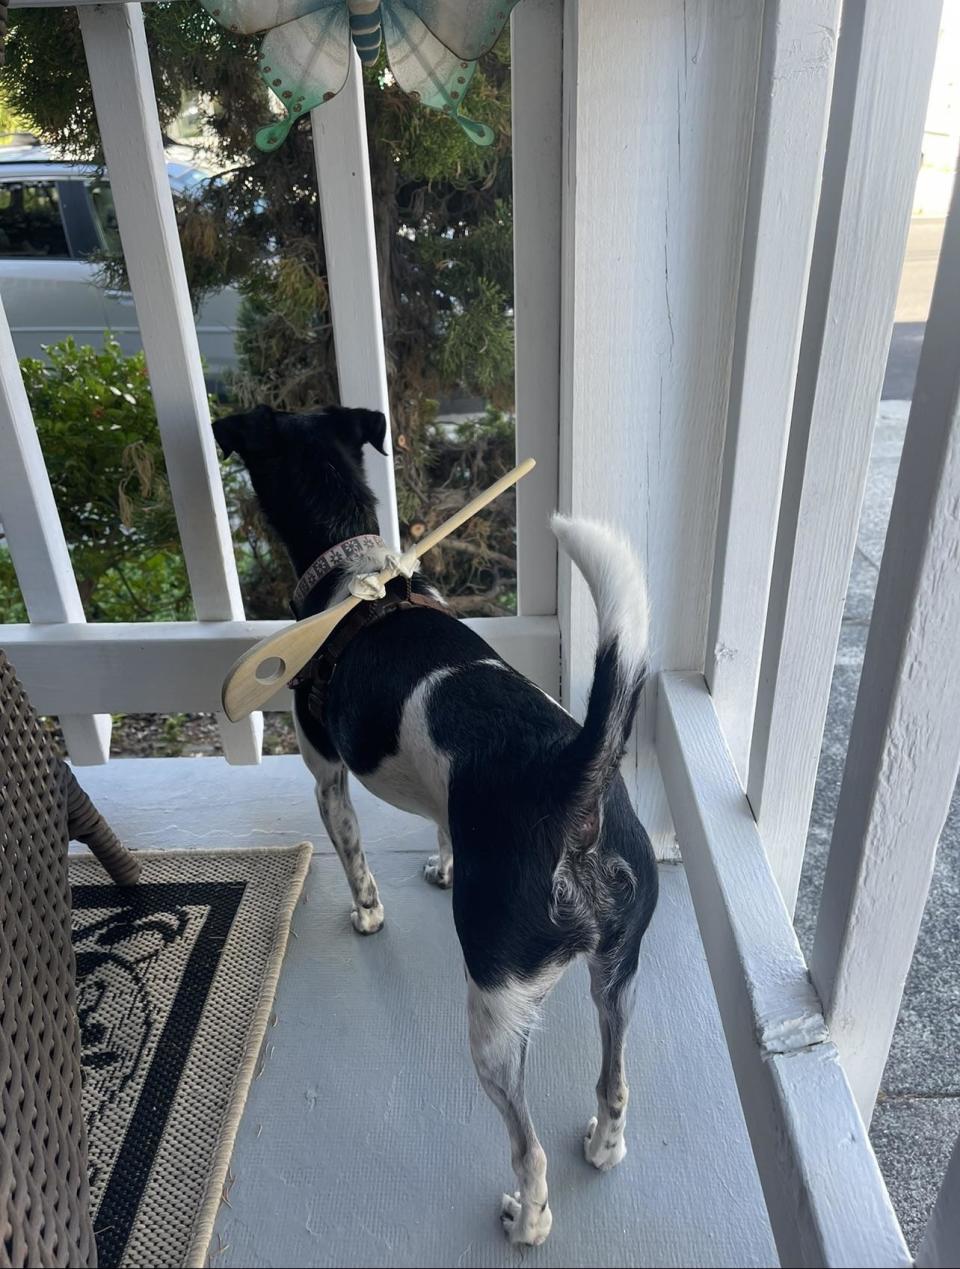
74 756 777 1268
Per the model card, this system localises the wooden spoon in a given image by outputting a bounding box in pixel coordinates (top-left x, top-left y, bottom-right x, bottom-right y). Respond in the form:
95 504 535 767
221 457 536 721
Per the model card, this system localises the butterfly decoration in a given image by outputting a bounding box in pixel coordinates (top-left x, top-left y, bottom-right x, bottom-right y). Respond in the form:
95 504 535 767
200 1 521 152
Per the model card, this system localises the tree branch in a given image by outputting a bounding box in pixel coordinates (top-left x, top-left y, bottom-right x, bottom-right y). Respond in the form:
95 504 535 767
429 536 516 573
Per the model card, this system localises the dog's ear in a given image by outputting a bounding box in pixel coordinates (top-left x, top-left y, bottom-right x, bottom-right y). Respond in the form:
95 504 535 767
212 404 272 460
336 408 388 457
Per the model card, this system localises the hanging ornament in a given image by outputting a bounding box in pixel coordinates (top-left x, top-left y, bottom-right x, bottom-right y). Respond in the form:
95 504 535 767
200 1 520 151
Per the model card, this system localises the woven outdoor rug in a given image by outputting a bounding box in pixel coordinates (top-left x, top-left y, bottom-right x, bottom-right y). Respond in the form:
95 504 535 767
68 843 312 1269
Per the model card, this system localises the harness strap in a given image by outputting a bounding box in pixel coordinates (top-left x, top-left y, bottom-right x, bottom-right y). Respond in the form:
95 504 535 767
290 580 453 721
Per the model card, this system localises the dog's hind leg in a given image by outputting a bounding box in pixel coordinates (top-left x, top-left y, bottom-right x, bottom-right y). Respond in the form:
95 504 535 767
467 973 556 1246
296 721 384 934
424 826 453 888
583 946 640 1170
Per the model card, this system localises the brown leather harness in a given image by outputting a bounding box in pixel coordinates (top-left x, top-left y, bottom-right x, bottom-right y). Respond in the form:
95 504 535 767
290 569 453 721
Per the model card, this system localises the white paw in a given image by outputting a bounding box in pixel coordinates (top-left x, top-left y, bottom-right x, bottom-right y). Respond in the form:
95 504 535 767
499 1191 552 1246
350 901 384 934
584 1116 626 1171
423 855 453 888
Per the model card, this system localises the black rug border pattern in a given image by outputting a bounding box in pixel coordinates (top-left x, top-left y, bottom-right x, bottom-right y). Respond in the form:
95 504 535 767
72 881 247 1268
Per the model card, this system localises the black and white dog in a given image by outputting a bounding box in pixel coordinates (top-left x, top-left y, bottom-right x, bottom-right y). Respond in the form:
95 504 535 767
213 404 658 1246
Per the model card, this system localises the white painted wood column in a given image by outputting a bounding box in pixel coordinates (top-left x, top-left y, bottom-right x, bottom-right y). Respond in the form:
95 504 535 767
312 51 400 552
79 2 262 764
918 1129 960 1268
0 302 111 764
746 0 942 911
705 0 839 784
511 0 561 617
810 161 960 1121
559 0 761 854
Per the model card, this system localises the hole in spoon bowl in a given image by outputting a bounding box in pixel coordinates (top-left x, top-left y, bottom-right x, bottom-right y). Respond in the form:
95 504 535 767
255 655 287 685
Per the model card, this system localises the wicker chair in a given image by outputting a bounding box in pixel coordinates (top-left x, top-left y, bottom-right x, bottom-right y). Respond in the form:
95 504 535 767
0 649 140 1268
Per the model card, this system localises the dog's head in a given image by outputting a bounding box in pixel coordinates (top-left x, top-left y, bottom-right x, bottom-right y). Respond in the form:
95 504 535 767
212 404 386 565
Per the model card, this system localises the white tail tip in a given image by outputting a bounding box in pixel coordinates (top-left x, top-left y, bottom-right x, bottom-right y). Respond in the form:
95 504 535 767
551 514 649 675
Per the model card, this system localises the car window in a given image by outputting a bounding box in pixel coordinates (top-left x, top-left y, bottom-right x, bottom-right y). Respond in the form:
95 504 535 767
0 181 70 257
88 181 121 254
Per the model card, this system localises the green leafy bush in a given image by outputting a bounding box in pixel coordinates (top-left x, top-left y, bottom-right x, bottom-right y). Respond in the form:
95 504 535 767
0 335 303 625
0 348 519 630
0 337 190 622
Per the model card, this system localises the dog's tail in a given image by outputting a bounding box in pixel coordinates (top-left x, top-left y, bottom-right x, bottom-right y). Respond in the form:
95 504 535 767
551 515 649 847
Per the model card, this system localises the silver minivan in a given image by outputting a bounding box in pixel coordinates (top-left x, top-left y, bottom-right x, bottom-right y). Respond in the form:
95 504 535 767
0 140 240 385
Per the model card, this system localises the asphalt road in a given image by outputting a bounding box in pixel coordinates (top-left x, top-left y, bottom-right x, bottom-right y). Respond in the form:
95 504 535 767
882 217 945 400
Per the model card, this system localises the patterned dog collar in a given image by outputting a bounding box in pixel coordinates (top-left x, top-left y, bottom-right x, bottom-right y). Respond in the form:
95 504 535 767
291 534 386 615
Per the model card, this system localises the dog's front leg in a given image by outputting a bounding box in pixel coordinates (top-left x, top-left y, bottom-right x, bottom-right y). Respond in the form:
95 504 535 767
424 826 453 888
316 762 384 934
296 721 384 934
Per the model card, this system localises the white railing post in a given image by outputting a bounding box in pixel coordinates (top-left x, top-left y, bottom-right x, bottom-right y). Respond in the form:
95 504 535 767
311 52 400 552
810 156 960 1120
657 672 910 1269
746 0 942 912
511 0 562 617
558 0 762 854
78 1 262 765
0 301 111 764
918 1129 960 1268
706 0 840 783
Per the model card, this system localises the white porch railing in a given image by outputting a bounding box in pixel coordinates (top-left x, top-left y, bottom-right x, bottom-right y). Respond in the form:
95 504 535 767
2 2 960 1266
655 1 956 1262
0 0 564 762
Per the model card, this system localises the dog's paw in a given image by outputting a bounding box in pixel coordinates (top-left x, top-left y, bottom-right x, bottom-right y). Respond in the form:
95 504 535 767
423 855 453 888
499 1192 552 1246
350 901 384 935
583 1116 626 1171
